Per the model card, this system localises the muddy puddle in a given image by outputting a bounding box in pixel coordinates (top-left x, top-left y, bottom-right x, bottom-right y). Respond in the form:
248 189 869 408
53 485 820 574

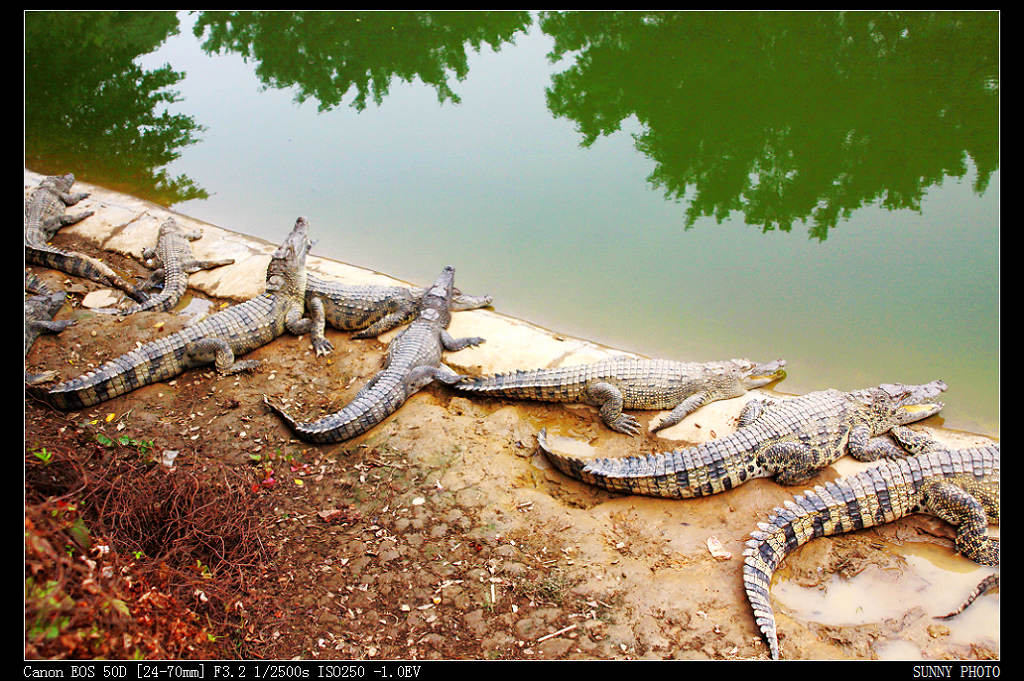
773 538 998 659
170 292 216 322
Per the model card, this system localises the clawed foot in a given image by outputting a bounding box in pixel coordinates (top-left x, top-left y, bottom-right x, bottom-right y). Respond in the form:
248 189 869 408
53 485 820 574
313 337 334 357
612 414 642 437
222 359 262 375
889 425 937 455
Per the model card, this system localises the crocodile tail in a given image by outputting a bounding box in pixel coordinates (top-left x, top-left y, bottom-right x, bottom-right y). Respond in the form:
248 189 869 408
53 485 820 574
263 395 305 432
27 245 149 303
456 368 579 401
742 464 916 659
742 485 843 660
28 362 130 410
28 339 187 410
535 429 592 480
25 271 51 294
120 271 186 315
263 375 407 444
121 289 173 315
539 430 734 498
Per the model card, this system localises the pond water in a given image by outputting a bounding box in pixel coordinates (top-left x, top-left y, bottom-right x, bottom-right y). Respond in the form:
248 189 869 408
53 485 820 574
25 11 999 435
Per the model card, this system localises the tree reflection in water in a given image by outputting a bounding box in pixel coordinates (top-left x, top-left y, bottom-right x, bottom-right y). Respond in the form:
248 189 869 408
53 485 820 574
540 11 998 240
192 11 532 112
25 11 209 205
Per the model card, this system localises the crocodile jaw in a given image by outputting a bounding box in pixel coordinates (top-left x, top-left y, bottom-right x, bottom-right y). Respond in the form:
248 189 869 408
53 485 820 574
264 217 312 294
421 266 457 320
888 380 948 425
742 359 787 389
894 401 945 424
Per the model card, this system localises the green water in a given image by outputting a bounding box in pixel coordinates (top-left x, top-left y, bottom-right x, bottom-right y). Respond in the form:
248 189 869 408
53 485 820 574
24 11 999 435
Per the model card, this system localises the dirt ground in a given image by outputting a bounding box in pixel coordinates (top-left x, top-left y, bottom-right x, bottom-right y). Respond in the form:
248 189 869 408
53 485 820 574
24 235 999 662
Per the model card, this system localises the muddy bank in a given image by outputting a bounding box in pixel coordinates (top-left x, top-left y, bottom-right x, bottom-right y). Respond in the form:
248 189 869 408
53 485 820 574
24 170 998 660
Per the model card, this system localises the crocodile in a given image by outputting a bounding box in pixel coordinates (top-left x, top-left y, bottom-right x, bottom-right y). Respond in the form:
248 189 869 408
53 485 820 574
25 273 74 385
455 357 786 435
122 217 235 315
742 426 999 659
305 272 492 338
29 217 331 410
264 265 485 443
25 173 149 303
537 380 948 498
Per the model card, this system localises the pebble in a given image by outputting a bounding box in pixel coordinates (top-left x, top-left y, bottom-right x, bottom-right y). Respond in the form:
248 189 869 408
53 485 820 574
81 289 120 308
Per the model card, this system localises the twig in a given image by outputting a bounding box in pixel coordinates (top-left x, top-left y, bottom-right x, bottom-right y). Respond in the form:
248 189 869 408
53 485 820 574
536 623 577 643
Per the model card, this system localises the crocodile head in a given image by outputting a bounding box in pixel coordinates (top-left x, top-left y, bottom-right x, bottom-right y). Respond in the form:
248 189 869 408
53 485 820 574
741 359 787 389
41 173 76 192
264 217 312 296
853 380 948 425
157 216 184 236
418 265 456 325
26 290 68 319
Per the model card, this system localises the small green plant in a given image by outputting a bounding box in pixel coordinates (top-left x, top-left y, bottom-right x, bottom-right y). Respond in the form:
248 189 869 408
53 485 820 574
94 432 155 461
119 435 154 458
31 447 53 465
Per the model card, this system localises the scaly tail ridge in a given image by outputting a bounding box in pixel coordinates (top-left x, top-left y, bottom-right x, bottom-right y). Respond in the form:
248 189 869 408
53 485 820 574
27 245 149 303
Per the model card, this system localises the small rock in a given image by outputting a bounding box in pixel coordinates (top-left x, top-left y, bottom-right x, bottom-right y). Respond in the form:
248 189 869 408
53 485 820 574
463 609 488 637
706 536 732 560
316 509 348 523
514 617 544 640
81 289 121 309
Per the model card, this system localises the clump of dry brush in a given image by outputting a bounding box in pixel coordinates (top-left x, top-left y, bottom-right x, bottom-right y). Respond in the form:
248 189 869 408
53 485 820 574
25 443 274 659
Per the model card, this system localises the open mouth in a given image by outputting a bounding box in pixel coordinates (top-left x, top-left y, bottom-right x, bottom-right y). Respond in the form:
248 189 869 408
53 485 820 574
899 402 943 414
